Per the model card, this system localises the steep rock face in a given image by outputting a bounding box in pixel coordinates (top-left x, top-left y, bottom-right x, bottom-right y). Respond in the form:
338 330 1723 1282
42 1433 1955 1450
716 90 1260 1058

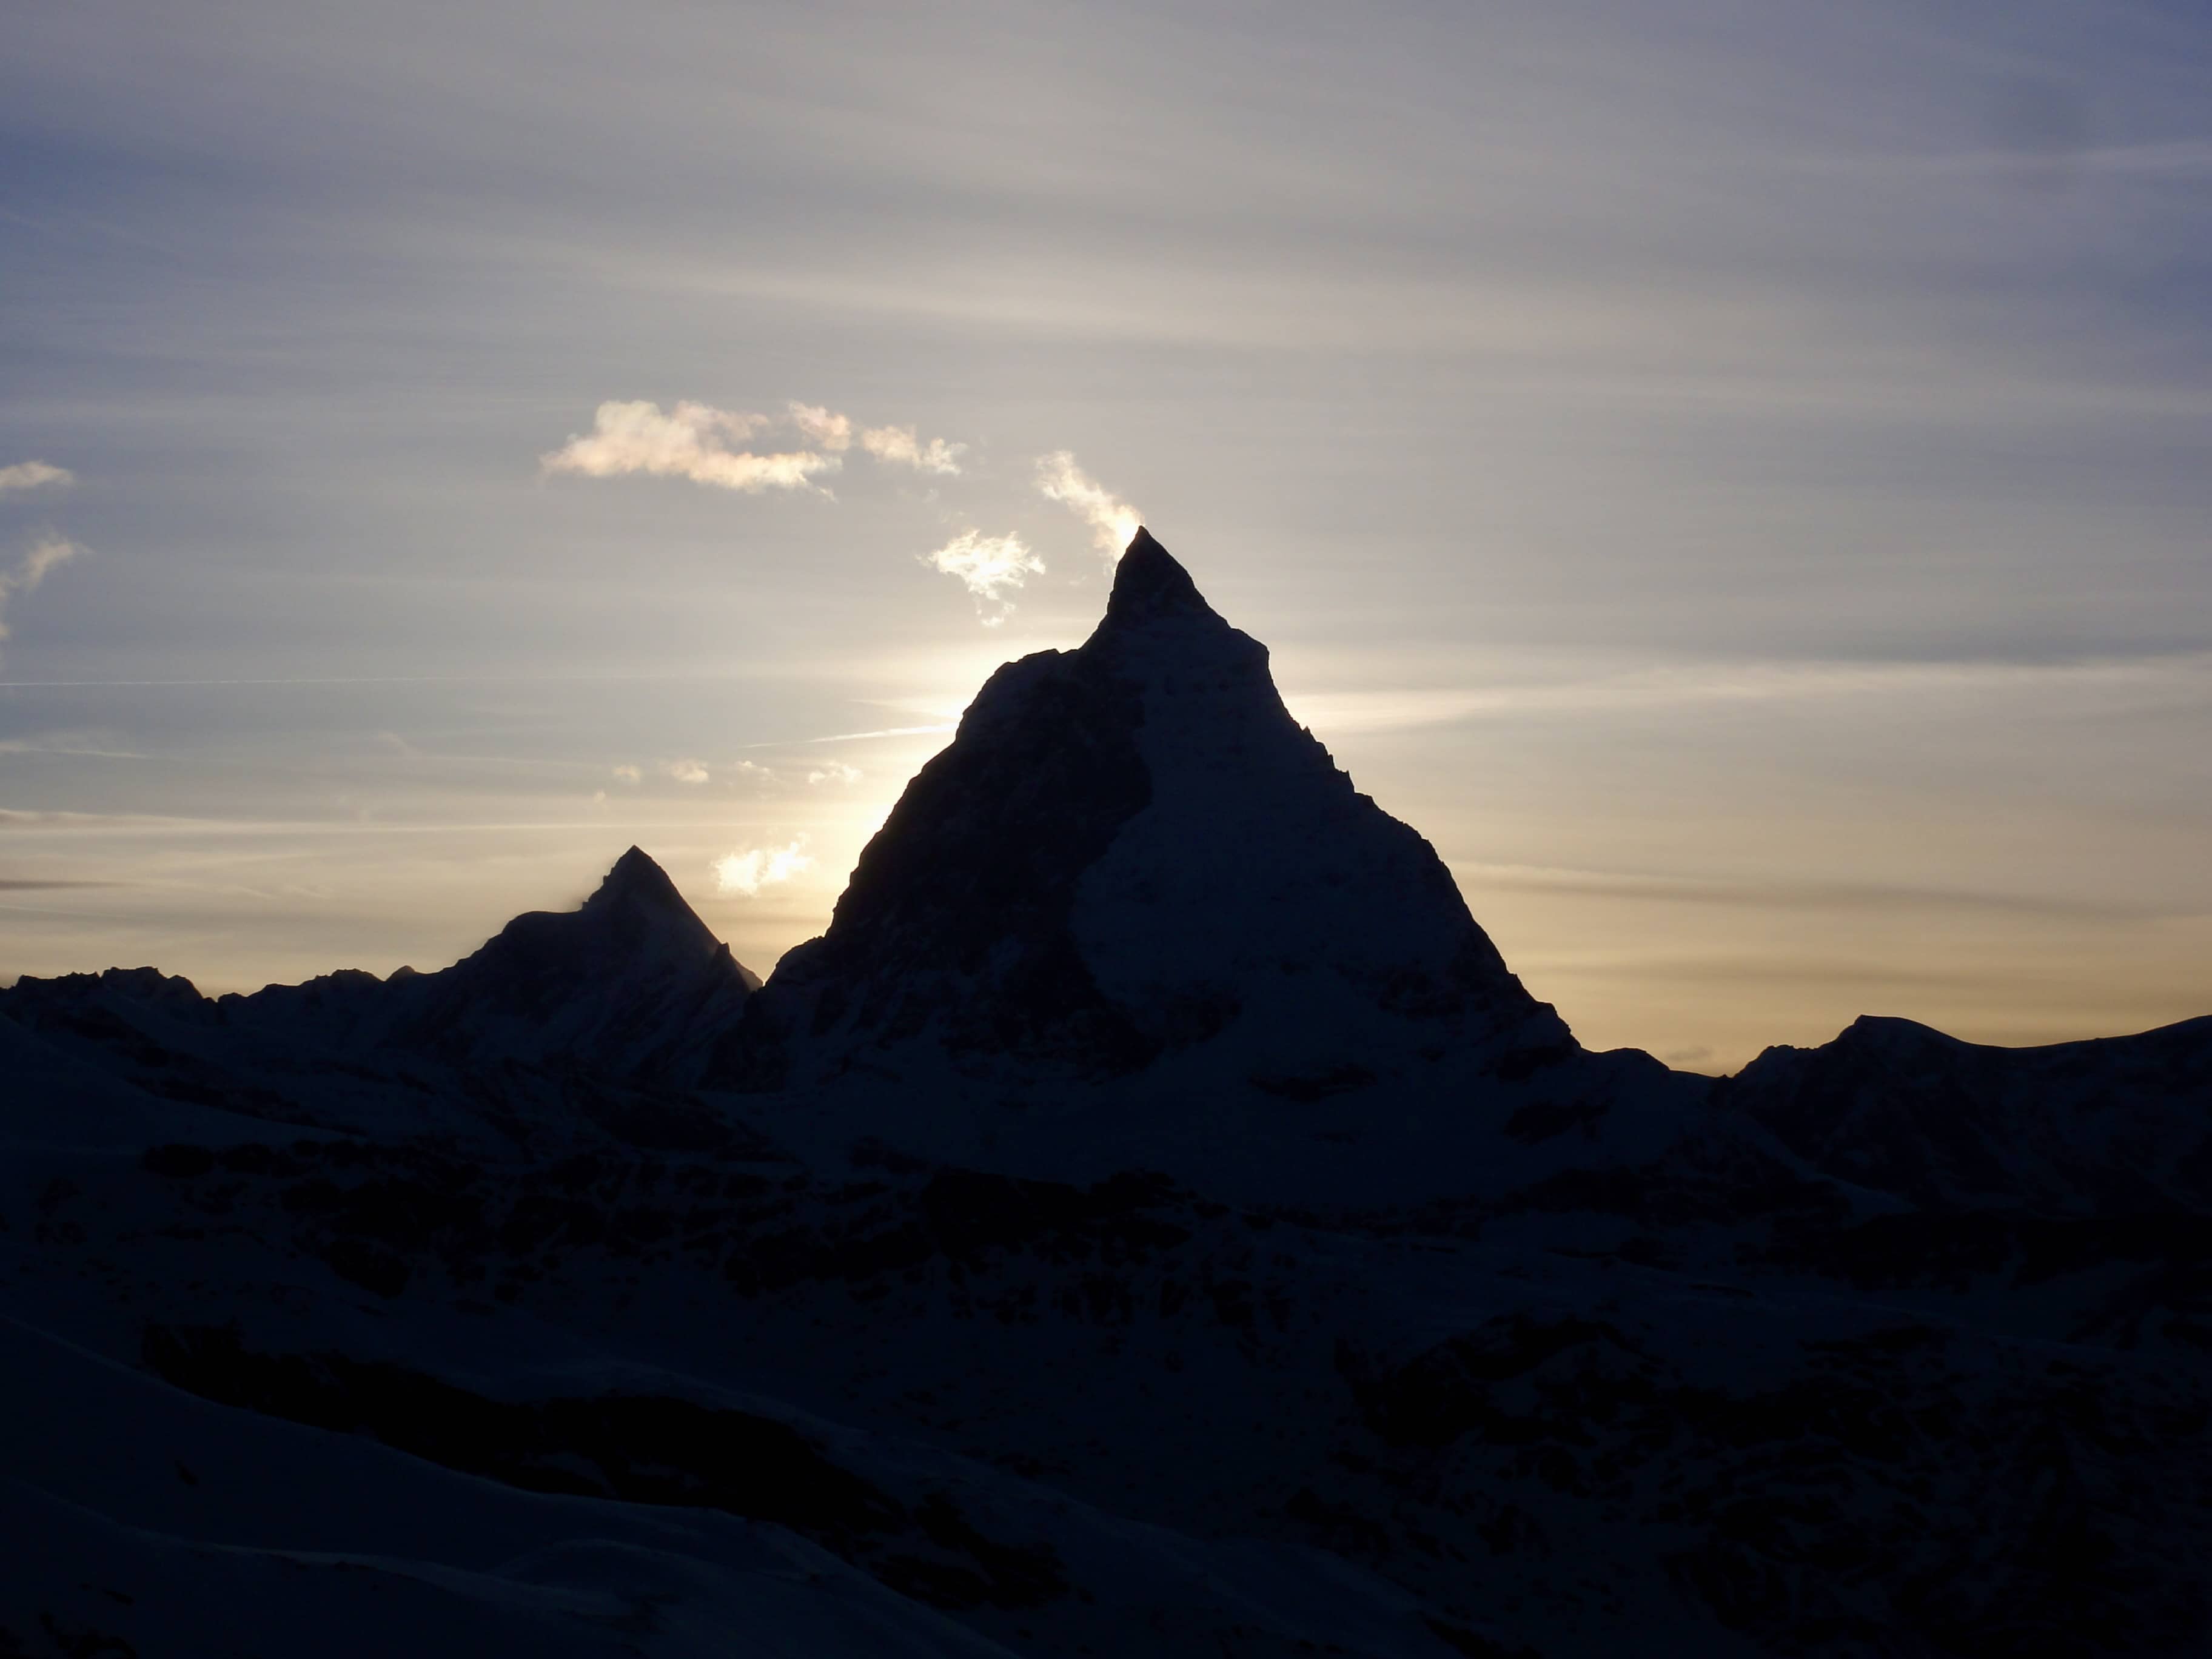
1723 1013 2212 1213
726 530 1566 1094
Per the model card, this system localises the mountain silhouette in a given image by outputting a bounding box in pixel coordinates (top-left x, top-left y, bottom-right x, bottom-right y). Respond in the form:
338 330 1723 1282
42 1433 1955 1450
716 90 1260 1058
4 528 2210 1658
720 529 1570 1107
219 843 757 1082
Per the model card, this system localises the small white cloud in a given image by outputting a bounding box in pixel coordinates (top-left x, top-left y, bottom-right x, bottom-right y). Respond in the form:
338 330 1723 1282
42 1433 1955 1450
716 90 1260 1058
807 760 862 786
922 529 1044 625
592 788 608 805
714 836 813 896
543 401 837 494
0 534 86 661
860 425 965 475
726 759 778 786
0 461 73 497
1036 451 1141 566
612 764 642 783
665 759 710 785
788 403 853 451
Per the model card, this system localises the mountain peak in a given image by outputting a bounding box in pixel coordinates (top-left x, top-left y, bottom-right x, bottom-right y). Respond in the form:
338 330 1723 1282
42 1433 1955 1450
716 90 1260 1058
586 845 689 915
723 528 1566 1097
1099 527 1215 631
374 845 756 1079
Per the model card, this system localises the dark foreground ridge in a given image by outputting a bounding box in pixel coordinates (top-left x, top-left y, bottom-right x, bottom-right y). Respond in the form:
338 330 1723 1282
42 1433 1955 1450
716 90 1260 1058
4 528 2210 1657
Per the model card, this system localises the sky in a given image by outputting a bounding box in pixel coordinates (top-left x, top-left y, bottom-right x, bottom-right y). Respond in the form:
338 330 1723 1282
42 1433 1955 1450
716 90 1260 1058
3 0 2210 1071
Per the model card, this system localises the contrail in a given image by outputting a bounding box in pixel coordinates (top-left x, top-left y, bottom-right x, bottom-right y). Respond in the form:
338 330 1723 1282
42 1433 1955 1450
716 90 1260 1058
736 723 956 749
0 675 508 688
0 672 820 689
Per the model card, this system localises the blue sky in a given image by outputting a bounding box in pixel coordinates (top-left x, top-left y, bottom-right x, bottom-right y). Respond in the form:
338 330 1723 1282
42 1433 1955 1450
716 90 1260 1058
4 0 2210 1067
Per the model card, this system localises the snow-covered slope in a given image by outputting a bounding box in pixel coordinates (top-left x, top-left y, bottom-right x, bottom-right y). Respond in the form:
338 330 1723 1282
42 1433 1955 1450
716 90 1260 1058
2 1313 1026 1659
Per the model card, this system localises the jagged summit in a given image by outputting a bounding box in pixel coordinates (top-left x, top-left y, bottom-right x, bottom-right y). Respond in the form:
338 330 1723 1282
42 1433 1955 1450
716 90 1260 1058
1099 526 1213 629
586 843 696 917
722 528 1568 1098
398 846 757 1071
571 845 737 972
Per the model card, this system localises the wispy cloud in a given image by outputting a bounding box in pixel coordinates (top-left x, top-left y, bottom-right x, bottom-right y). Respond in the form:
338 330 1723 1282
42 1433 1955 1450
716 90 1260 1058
542 400 837 493
611 763 642 783
665 758 710 784
543 400 964 494
1281 652 2212 736
714 837 813 896
0 729 144 760
1451 859 2163 923
0 461 73 497
0 535 86 663
2076 138 2212 178
1036 451 1141 565
861 425 964 474
920 529 1044 625
742 722 956 748
807 760 861 785
787 403 853 451
1814 137 2212 186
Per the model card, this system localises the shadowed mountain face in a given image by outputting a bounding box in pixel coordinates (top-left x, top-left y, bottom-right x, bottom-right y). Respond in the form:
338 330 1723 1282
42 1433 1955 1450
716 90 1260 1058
0 846 759 1148
379 844 760 1077
224 843 759 1082
1724 1011 2212 1213
7 531 2212 1658
725 529 1565 1092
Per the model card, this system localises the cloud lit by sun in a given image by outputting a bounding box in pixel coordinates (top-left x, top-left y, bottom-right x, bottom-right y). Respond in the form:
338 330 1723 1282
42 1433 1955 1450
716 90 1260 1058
714 838 814 896
541 400 965 495
1036 451 1141 566
920 529 1044 624
542 401 837 494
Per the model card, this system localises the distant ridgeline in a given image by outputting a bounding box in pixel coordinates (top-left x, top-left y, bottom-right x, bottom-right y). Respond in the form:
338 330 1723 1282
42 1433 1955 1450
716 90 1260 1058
5 530 2210 1657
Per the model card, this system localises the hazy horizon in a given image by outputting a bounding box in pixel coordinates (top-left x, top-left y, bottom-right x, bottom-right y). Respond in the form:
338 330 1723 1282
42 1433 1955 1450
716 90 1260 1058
5 0 2210 1071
